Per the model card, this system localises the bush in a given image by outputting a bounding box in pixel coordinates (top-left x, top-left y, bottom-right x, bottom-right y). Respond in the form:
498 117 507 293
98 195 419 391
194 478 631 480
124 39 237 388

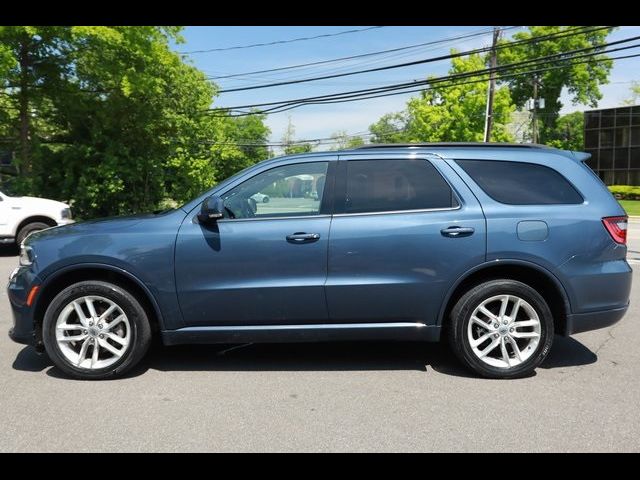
608 185 640 200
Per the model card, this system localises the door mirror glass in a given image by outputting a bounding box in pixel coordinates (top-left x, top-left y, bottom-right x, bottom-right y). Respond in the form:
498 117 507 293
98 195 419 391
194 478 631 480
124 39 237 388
197 195 225 223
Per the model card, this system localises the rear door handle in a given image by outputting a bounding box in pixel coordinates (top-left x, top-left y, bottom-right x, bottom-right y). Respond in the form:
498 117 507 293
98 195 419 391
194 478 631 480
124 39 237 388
286 232 321 243
441 226 475 238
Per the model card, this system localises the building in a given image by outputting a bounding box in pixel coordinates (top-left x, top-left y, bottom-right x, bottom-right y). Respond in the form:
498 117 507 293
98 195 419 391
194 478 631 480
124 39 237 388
584 105 640 185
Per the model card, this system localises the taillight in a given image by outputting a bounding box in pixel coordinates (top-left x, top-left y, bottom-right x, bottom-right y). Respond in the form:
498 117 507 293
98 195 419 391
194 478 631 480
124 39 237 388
602 216 628 245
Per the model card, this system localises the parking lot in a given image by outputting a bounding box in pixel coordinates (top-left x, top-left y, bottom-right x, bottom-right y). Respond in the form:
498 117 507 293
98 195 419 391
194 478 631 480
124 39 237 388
1 222 639 452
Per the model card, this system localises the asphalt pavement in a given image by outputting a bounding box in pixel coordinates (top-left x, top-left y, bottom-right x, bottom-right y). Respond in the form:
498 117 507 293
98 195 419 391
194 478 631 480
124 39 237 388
0 226 639 452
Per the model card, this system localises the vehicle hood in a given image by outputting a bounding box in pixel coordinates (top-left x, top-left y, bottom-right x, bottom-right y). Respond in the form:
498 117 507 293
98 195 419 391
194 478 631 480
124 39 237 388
25 212 167 244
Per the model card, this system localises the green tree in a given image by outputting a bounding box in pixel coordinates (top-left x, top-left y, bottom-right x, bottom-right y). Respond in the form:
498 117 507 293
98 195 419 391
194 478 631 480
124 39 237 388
622 81 640 106
369 112 410 143
497 26 615 143
281 116 313 155
546 111 584 151
405 54 515 142
369 54 515 143
0 26 271 218
328 130 365 150
221 112 271 179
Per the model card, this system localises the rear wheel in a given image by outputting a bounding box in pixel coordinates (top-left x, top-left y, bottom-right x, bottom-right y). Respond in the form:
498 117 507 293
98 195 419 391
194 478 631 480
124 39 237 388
16 221 51 244
42 281 151 380
448 279 554 379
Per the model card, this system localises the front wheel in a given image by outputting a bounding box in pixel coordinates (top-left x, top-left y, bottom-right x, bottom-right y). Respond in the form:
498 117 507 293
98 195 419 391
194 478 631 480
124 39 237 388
448 279 554 379
42 281 151 380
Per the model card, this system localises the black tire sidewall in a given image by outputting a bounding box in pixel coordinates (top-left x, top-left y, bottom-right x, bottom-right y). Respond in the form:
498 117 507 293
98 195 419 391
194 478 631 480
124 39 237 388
450 279 554 379
17 222 51 244
42 281 151 380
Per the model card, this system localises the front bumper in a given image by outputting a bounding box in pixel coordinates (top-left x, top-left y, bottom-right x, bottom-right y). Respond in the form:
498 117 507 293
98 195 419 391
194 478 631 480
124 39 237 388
565 304 629 336
7 266 41 347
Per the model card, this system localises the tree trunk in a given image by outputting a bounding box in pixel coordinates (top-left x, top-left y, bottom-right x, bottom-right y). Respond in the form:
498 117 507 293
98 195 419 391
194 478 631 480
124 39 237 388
18 37 31 177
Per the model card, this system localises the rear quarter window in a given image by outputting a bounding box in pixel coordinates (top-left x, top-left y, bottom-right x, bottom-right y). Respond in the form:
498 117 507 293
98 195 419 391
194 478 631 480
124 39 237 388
455 159 584 205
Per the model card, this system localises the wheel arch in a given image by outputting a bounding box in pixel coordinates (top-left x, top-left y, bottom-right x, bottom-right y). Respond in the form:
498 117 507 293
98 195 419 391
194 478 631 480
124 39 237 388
439 260 572 335
33 263 165 342
14 215 57 237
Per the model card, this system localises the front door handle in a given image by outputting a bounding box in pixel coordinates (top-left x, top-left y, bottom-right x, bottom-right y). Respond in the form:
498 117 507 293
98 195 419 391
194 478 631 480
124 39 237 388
286 232 321 243
441 226 475 238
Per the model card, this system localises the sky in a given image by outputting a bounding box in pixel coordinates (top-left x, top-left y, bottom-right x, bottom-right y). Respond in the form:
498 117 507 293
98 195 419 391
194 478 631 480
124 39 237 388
175 26 640 149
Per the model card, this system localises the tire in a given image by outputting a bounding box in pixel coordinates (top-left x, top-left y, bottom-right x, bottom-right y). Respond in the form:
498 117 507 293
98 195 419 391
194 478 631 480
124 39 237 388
16 221 51 245
448 279 554 379
42 280 151 380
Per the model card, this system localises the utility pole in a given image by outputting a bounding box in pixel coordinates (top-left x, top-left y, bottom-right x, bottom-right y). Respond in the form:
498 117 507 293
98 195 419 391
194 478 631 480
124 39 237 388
483 26 501 143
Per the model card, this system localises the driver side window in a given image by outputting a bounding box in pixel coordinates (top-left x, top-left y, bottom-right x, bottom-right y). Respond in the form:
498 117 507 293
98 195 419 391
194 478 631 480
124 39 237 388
221 162 329 219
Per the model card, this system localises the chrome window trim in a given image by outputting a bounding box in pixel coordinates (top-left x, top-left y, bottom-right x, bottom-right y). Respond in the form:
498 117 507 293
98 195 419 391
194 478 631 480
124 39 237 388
332 205 461 218
216 214 332 224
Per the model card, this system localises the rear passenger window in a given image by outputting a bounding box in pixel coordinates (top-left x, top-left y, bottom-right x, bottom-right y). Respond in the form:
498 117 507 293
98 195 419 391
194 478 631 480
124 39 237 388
344 159 457 214
455 159 583 205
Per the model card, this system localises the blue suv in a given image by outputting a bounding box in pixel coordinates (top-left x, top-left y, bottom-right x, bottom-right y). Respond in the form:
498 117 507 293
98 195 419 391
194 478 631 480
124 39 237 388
7 143 632 379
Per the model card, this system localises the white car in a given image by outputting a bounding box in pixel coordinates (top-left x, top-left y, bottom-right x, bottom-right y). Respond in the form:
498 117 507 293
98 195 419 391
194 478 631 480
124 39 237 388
0 190 74 246
250 192 270 204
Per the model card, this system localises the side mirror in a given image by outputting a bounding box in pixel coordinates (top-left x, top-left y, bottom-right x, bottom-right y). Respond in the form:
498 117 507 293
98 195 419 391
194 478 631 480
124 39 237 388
197 195 225 223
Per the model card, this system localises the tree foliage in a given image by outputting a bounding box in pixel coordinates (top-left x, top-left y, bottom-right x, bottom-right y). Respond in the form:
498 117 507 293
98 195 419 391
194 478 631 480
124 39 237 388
369 54 515 143
622 81 640 106
545 111 584 151
329 130 365 150
281 117 313 155
497 26 615 143
0 26 270 218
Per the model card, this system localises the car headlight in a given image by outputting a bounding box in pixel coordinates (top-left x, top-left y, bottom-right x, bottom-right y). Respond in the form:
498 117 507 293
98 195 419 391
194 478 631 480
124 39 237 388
19 244 34 267
61 207 72 219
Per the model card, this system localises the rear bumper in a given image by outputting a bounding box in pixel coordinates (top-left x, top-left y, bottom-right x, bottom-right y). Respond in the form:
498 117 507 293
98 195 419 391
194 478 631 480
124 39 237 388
0 236 15 245
565 304 629 336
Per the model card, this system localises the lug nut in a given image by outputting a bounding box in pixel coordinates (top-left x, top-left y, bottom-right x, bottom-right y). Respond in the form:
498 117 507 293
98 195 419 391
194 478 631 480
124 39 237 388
89 321 94 327
493 333 500 339
98 324 103 329
83 330 87 334
510 327 514 333
493 323 499 328
503 320 508 325
89 338 94 343
99 334 104 339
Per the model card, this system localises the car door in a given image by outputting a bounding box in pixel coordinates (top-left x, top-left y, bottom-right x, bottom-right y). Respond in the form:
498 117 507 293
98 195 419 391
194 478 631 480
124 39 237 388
175 157 336 326
325 153 486 326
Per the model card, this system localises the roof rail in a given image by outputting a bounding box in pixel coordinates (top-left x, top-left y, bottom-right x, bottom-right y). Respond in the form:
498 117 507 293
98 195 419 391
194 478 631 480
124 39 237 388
355 142 552 150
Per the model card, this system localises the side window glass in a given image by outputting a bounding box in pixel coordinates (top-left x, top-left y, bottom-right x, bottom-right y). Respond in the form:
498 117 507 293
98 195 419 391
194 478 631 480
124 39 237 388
345 159 457 214
222 162 329 219
455 159 583 205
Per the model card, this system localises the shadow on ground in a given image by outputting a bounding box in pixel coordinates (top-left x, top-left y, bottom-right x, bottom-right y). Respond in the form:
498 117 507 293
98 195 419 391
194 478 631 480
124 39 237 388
0 245 18 257
12 335 597 380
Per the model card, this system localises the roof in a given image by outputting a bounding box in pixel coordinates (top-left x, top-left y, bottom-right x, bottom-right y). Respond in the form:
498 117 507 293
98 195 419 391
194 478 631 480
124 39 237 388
355 142 552 150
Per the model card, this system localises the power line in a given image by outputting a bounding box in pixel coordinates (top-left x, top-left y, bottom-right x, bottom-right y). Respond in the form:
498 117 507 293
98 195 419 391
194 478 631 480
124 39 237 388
217 26 612 93
207 33 632 114
178 26 385 54
207 26 520 80
257 51 640 116
210 48 640 117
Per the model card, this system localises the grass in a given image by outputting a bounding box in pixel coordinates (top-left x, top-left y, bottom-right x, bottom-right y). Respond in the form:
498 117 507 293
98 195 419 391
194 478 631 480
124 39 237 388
618 200 640 216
